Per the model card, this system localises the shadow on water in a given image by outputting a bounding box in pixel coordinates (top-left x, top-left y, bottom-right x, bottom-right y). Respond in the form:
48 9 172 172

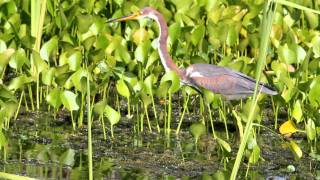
0 109 319 179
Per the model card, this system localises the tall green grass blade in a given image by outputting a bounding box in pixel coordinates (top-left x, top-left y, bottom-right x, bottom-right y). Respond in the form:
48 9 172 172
275 0 320 14
230 1 277 179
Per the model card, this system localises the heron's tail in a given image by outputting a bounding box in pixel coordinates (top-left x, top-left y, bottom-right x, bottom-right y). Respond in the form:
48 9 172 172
259 83 278 95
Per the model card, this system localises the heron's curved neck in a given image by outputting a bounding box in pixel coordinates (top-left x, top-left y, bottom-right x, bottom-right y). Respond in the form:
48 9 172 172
149 12 180 73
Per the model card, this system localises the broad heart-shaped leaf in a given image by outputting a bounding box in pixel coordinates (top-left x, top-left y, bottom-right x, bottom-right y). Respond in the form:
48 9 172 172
248 145 260 164
42 67 56 86
104 105 120 126
60 90 79 112
40 36 58 62
156 81 170 98
31 50 48 75
135 40 151 64
46 88 62 109
141 92 152 107
116 79 130 98
68 50 82 71
0 48 15 74
0 39 6 52
59 149 75 166
144 74 156 94
160 70 180 93
306 119 316 141
308 76 320 108
0 131 7 147
0 85 16 101
93 100 106 116
278 44 297 64
288 140 303 160
9 48 29 70
132 28 149 44
292 100 302 123
169 22 181 45
121 72 138 87
191 24 205 46
203 89 215 104
305 11 318 29
279 120 298 135
70 68 88 93
311 35 320 58
189 122 206 142
0 101 17 122
8 75 33 91
226 24 238 46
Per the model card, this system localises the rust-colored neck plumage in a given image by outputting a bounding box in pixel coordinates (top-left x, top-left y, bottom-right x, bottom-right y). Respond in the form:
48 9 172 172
148 10 180 74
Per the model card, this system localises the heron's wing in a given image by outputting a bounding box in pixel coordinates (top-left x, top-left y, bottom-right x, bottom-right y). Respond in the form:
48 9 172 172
186 64 277 99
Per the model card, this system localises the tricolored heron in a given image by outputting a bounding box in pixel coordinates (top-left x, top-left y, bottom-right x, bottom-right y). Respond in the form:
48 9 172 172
107 7 277 100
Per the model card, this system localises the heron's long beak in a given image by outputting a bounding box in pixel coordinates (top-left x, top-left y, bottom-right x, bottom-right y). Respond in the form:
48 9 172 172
107 12 141 23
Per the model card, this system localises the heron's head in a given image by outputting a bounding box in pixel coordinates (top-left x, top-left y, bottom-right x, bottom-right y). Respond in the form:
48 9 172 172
107 7 159 23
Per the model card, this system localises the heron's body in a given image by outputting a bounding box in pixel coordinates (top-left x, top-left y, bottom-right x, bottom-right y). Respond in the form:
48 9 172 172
108 7 277 99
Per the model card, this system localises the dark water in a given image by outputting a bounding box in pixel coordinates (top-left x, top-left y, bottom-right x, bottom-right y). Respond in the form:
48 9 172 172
0 109 319 179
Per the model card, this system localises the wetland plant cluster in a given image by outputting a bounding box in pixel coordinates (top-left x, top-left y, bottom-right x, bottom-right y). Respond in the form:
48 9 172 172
0 0 319 179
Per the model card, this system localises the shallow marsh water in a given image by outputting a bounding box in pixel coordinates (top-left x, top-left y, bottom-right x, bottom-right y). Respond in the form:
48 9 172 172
0 106 319 179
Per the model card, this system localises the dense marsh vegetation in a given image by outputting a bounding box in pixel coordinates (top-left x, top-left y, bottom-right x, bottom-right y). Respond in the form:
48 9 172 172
0 0 319 179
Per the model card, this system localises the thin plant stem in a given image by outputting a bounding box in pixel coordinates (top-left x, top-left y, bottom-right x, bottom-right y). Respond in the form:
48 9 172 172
86 67 93 180
144 105 152 132
176 94 189 135
28 85 35 111
14 91 24 120
207 104 217 138
167 91 172 133
151 93 160 133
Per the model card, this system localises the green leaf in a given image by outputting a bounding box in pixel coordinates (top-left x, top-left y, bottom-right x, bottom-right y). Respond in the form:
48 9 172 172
292 100 302 123
40 36 58 61
305 11 318 29
70 68 88 93
60 90 79 111
42 67 56 86
0 85 16 101
226 24 238 46
68 50 82 71
278 44 297 64
9 48 29 70
144 74 156 94
31 50 48 75
141 92 152 106
308 76 320 107
46 88 62 109
217 137 231 152
59 149 75 166
306 119 316 141
8 75 32 91
0 48 15 74
288 140 303 160
116 79 130 98
168 23 181 44
191 24 205 46
93 100 106 116
203 89 214 104
189 122 206 142
135 40 150 64
104 105 121 126
311 35 320 58
160 70 180 93
249 145 260 164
